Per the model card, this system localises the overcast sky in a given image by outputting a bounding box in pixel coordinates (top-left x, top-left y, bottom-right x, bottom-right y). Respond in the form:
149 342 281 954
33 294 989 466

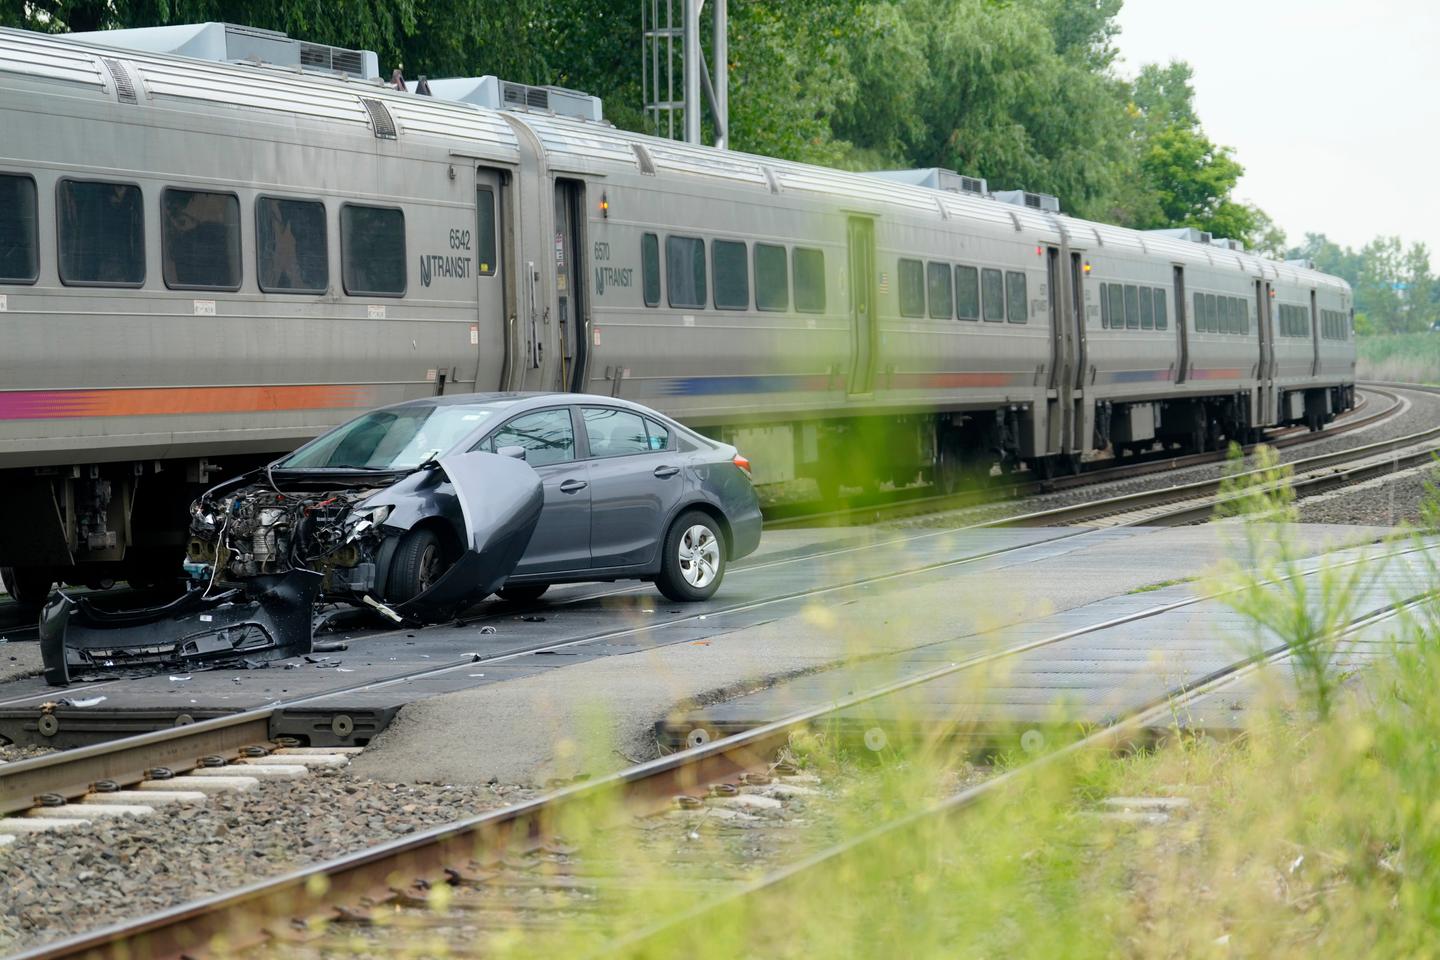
1115 0 1439 260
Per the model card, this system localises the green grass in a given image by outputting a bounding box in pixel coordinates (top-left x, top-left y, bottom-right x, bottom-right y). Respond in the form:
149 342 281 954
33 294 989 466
1127 575 1197 594
1356 332 1440 383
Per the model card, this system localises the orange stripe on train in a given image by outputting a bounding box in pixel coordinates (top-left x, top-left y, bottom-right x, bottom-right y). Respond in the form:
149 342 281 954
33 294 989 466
0 385 378 421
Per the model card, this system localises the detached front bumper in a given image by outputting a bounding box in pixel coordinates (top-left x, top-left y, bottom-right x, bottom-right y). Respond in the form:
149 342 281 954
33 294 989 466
39 570 323 686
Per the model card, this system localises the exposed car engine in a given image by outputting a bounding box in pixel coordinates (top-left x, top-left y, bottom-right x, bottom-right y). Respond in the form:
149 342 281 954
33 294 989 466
187 482 392 597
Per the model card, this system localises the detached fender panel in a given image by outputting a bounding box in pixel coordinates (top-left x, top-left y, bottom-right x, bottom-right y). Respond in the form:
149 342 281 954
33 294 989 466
367 453 543 621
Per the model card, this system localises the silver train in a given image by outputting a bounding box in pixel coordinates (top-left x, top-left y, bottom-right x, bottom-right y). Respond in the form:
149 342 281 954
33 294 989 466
0 23 1355 600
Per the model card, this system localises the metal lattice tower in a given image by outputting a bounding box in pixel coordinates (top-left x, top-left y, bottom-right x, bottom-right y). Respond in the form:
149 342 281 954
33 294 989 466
642 0 728 148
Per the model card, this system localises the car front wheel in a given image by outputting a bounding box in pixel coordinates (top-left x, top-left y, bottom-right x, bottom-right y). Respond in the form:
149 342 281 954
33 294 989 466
386 528 453 604
656 511 726 602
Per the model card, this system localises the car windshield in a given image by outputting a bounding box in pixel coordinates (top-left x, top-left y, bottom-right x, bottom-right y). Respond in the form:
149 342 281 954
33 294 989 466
279 404 499 470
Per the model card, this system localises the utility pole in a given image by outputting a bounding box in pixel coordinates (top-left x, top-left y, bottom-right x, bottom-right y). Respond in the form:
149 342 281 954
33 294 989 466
643 0 728 148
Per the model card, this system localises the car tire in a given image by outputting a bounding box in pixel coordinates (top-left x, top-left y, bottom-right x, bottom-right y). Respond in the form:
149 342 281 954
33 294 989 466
2 566 54 615
656 511 726 603
497 583 550 604
386 528 452 604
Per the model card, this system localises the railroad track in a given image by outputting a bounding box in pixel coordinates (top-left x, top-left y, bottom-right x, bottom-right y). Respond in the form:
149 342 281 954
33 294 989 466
9 539 1426 960
764 383 1400 530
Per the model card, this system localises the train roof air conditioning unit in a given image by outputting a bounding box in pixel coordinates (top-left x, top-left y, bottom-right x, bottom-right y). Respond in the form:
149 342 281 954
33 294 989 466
1146 227 1214 245
1285 257 1317 270
864 168 988 197
992 189 1061 213
426 76 604 122
1208 237 1245 252
68 22 379 80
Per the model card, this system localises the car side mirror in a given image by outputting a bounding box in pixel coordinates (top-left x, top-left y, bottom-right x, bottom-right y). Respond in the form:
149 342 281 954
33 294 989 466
497 445 528 461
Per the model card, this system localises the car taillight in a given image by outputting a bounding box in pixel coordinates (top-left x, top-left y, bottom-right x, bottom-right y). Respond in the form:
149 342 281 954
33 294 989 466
733 453 752 479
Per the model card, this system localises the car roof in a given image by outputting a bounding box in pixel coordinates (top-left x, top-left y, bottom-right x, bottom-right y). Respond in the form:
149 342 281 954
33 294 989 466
382 392 672 419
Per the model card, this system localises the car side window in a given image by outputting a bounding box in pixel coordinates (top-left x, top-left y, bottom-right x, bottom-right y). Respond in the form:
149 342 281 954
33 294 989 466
485 409 575 466
644 417 671 451
582 407 651 458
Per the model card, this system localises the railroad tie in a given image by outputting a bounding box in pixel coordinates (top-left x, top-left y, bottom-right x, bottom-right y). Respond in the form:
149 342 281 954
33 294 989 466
136 775 261 793
0 816 93 833
27 803 155 819
80 790 208 806
185 764 308 780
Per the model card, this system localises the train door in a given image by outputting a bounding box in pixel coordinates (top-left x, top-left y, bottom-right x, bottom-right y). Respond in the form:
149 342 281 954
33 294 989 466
1173 266 1190 384
846 217 877 396
1070 251 1088 453
1044 246 1072 454
1255 279 1273 425
473 168 509 393
553 179 589 393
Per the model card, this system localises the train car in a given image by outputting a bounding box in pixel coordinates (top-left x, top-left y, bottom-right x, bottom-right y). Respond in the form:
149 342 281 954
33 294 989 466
0 23 1355 606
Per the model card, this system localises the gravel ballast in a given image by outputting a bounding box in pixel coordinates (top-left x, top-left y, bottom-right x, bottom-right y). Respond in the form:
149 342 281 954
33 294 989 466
0 768 538 954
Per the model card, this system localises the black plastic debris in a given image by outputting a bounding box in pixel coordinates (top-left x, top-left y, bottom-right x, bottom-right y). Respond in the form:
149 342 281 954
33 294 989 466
39 569 322 686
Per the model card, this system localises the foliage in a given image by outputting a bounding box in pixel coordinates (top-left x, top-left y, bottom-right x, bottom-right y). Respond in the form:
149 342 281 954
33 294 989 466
0 0 1309 255
1290 233 1440 334
1354 332 1440 383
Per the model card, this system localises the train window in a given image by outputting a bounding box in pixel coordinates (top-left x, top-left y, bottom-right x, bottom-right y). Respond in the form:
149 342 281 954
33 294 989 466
754 243 788 312
1123 284 1139 329
898 258 925 317
641 233 660 307
161 189 240 291
955 265 980 320
927 262 953 320
1193 293 1204 332
1107 284 1124 332
1235 298 1247 334
475 188 497 277
341 204 406 297
1300 306 1310 336
58 179 144 287
793 247 825 313
1139 287 1154 330
1221 297 1233 334
1098 283 1109 328
1153 288 1167 330
712 239 749 310
666 235 706 308
0 174 38 284
1006 271 1027 324
257 197 327 294
0 175 37 283
1206 294 1219 333
981 268 1004 322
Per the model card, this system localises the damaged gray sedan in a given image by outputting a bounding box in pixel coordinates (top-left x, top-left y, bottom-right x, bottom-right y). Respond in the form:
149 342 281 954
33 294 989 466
42 393 760 684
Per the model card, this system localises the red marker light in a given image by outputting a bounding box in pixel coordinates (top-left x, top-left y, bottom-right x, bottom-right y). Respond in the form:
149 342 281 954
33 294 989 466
1035 245 1044 256
733 453 752 478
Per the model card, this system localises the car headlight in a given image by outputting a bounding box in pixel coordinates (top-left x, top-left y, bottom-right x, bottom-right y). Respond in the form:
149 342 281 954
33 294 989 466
345 504 393 540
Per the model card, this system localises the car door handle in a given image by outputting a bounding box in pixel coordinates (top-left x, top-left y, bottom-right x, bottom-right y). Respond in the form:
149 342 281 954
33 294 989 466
559 478 588 493
653 465 680 479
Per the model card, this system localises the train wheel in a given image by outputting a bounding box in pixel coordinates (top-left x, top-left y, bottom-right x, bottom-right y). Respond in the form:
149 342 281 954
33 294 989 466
1 566 55 614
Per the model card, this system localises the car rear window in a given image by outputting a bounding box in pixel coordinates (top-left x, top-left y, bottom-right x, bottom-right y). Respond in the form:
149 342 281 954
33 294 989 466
583 407 651 458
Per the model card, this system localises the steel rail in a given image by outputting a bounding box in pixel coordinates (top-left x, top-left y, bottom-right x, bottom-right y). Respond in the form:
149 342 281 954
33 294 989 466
601 593 1427 956
10 537 1426 960
992 398 1440 529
